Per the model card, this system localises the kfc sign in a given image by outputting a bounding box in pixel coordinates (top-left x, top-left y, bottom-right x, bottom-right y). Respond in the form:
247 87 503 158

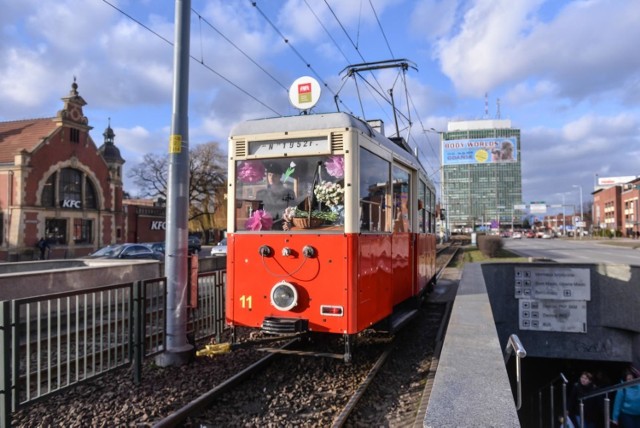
150 221 166 230
61 199 81 209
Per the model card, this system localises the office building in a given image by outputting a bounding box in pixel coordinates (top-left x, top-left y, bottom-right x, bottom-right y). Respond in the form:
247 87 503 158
440 119 522 232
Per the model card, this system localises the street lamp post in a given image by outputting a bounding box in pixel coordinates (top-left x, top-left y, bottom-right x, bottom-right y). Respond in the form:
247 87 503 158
572 185 583 238
562 193 566 236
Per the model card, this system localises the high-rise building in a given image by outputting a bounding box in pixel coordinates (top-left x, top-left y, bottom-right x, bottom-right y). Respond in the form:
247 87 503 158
440 119 522 232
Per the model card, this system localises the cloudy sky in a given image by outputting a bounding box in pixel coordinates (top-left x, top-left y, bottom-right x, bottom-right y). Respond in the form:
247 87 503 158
1 0 639 213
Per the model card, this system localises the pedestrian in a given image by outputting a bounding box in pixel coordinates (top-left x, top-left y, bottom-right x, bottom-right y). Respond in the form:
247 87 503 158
568 371 600 428
612 367 640 427
37 237 50 260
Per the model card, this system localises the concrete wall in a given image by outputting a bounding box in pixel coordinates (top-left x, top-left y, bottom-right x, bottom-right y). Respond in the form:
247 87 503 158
0 256 227 301
483 262 640 367
0 259 161 301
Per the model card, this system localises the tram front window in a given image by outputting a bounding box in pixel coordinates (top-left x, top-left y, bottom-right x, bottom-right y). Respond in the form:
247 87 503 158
234 155 344 231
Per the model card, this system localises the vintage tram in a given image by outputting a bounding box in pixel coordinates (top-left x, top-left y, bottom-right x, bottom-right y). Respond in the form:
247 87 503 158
224 112 437 361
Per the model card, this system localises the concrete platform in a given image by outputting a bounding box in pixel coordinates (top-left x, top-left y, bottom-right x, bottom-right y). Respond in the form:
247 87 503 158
424 263 521 427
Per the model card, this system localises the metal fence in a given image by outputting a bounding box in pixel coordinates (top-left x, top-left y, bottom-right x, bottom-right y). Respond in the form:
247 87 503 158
0 267 226 427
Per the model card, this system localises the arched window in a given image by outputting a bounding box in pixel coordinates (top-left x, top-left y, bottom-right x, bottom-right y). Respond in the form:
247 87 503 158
41 168 98 209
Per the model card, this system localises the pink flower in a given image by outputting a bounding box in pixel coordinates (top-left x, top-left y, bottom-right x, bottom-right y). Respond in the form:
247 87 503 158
245 209 273 231
325 155 344 178
237 161 266 183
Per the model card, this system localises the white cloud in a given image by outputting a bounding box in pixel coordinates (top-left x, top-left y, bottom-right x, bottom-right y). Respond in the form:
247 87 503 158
435 0 640 103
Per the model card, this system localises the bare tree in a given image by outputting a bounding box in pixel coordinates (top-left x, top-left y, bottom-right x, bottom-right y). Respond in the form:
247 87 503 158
127 142 227 232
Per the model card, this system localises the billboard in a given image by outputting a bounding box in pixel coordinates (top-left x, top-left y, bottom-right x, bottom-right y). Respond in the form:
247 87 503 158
442 137 518 166
597 176 638 186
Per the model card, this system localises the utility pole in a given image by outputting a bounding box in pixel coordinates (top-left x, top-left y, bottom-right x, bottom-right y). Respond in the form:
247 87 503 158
156 0 193 367
572 185 583 239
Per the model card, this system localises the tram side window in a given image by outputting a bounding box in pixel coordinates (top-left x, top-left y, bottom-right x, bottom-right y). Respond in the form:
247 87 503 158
392 166 411 233
359 148 390 232
418 180 426 233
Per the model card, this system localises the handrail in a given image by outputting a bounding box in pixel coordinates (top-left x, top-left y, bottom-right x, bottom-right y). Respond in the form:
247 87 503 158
504 334 527 410
576 378 640 428
537 372 569 428
580 376 640 401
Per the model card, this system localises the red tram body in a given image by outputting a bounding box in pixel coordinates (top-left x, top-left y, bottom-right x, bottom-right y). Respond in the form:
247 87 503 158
225 112 437 360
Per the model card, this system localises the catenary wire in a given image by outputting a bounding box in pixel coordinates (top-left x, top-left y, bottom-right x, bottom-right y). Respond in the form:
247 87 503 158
101 0 283 116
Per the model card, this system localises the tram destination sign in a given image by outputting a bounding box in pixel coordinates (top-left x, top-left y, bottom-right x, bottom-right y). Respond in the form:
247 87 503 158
249 137 329 156
514 267 591 301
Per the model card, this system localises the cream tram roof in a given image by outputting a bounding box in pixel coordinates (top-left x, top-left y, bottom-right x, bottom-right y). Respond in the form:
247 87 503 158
229 112 423 173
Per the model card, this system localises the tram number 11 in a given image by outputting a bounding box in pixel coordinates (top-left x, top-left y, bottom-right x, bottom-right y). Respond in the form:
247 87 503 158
240 295 252 310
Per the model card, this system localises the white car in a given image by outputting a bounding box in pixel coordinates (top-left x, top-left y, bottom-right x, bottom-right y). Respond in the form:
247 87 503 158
210 238 227 256
512 232 522 239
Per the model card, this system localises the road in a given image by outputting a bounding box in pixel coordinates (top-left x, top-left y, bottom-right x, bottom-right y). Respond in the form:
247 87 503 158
503 237 640 264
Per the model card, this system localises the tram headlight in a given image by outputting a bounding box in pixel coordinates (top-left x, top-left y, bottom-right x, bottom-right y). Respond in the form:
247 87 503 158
270 281 298 311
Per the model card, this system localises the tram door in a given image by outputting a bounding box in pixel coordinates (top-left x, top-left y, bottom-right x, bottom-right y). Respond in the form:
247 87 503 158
391 165 413 305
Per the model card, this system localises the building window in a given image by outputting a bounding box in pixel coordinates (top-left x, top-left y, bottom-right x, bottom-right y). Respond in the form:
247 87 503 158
61 168 82 203
42 175 55 207
41 168 98 209
70 128 80 143
73 218 93 244
85 180 97 209
45 218 67 245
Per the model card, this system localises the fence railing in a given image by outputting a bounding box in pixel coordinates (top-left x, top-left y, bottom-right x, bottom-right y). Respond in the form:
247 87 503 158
0 266 226 428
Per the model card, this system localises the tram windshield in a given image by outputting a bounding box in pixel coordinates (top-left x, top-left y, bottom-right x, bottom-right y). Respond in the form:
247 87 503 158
234 155 345 232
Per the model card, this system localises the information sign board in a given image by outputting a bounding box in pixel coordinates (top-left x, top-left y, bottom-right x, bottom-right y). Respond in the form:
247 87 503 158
514 267 590 301
519 299 586 332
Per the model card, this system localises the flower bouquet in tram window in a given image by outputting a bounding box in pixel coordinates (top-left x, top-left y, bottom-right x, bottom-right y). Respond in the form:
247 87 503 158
282 202 339 230
314 180 345 225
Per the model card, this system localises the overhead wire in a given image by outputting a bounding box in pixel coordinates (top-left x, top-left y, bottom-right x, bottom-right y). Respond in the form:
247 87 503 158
368 0 394 58
103 0 440 178
248 1 340 101
323 0 391 106
101 0 282 116
191 8 289 92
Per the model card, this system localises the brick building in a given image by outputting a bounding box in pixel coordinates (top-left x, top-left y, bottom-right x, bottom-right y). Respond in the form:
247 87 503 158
0 80 167 260
592 177 640 237
621 178 640 237
593 185 622 235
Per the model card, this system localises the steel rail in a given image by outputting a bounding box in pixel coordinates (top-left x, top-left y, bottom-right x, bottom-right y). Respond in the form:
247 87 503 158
152 339 299 428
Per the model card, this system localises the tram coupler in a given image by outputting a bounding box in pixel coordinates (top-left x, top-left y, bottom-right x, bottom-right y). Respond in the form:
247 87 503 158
196 333 307 357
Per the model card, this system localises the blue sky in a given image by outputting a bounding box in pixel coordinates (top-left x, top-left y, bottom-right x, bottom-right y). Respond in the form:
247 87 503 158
1 0 639 213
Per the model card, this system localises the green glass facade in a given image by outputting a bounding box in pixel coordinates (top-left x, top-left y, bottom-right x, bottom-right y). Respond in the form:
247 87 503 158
441 123 522 231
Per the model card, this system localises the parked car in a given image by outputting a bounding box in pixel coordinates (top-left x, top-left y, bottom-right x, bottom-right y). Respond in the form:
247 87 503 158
210 238 227 256
188 236 202 254
145 242 166 255
512 232 522 239
85 243 163 261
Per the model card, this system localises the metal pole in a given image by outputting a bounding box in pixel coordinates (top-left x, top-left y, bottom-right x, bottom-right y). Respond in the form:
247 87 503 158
562 194 565 236
550 385 555 428
573 184 583 238
156 0 194 367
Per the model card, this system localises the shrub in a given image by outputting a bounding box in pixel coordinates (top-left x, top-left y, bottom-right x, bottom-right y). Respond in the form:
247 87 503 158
477 235 503 258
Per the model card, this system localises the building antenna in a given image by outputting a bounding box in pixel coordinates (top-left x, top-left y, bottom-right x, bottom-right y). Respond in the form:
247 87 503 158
484 92 489 118
496 98 501 119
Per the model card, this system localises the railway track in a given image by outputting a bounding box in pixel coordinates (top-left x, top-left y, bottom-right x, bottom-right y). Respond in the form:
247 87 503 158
152 243 461 427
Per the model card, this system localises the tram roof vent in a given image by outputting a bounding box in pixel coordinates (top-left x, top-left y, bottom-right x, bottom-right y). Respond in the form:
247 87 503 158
389 136 413 154
367 119 384 136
